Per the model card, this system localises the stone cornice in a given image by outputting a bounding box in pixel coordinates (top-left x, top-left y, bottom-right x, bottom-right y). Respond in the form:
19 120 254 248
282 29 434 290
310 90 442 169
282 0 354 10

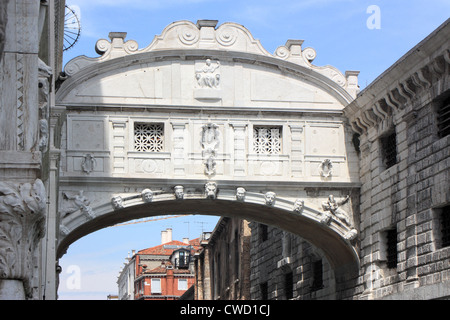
344 18 450 134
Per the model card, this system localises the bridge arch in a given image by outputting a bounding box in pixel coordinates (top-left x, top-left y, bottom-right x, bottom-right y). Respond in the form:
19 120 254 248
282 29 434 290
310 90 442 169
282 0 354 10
57 184 359 273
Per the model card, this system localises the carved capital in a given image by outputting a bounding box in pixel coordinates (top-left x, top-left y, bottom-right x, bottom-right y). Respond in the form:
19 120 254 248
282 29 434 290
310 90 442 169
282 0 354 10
0 179 46 298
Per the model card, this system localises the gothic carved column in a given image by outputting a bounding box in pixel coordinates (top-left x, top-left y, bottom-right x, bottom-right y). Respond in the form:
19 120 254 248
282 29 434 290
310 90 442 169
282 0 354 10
0 179 47 299
0 0 9 63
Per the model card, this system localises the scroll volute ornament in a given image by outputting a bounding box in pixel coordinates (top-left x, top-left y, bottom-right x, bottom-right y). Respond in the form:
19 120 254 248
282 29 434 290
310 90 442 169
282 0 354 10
0 179 46 297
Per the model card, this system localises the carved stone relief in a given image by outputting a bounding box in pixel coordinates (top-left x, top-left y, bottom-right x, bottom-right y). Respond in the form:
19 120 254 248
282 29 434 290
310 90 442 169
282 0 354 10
195 59 220 89
60 190 94 219
319 159 333 178
81 154 96 174
321 195 351 226
201 123 220 176
38 59 52 153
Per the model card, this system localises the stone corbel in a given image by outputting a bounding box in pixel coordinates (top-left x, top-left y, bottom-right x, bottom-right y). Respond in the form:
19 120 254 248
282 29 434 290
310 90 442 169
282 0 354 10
0 179 47 299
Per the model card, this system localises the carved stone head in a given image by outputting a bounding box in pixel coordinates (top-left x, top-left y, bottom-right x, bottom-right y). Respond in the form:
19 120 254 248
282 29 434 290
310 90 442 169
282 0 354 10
174 185 184 200
293 199 304 213
141 189 153 203
205 182 217 199
111 196 124 210
264 192 276 206
236 187 246 201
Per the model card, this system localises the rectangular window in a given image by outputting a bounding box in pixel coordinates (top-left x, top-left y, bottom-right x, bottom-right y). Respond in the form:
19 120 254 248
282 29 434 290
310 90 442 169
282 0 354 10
311 260 323 291
253 126 282 155
151 278 161 294
380 131 397 169
134 123 164 152
437 97 450 138
386 228 398 269
178 279 188 291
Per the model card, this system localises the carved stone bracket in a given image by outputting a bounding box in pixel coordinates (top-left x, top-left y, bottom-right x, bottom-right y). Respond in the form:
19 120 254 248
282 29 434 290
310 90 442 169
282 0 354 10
345 48 450 135
0 179 46 298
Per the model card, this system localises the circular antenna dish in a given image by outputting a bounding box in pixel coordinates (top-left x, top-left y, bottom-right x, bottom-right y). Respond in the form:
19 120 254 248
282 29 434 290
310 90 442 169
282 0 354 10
63 5 81 51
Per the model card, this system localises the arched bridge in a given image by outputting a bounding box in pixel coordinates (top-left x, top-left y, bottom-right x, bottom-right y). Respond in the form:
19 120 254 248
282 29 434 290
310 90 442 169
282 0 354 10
51 19 362 298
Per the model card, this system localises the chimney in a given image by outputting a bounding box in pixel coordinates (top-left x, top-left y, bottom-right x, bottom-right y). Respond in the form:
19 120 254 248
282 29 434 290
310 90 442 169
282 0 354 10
161 230 167 244
183 238 189 244
161 228 173 244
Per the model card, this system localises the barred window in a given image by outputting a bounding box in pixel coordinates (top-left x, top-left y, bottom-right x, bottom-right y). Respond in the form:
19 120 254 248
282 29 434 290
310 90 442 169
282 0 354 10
440 205 450 248
253 126 282 155
437 97 450 138
380 131 397 169
260 224 268 242
311 259 323 291
260 282 268 300
134 123 164 152
386 228 398 269
284 271 294 300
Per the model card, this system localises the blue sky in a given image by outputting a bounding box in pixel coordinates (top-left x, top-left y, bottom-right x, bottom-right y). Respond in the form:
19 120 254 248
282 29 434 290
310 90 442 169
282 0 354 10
58 0 449 300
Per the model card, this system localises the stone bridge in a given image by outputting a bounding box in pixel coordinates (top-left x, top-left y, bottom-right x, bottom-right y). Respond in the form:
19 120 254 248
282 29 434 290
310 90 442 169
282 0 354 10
52 20 361 298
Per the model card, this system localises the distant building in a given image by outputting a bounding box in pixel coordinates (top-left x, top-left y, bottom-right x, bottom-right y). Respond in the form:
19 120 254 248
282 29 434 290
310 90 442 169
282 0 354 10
193 217 251 300
117 228 202 300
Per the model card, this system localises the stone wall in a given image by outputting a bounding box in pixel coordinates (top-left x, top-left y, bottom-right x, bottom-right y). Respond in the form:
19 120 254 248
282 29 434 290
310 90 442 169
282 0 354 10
249 222 336 300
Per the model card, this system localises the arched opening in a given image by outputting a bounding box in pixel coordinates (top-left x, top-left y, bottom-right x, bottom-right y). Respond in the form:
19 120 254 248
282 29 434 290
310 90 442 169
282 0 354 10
56 191 359 299
58 197 358 269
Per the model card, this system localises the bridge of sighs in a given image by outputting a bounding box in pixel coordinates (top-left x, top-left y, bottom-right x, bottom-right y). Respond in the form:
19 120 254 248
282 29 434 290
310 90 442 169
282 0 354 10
51 20 361 298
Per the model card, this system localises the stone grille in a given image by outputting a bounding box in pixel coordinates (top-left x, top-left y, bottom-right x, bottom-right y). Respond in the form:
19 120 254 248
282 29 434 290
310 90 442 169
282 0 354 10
134 123 164 152
437 97 450 138
253 126 281 155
